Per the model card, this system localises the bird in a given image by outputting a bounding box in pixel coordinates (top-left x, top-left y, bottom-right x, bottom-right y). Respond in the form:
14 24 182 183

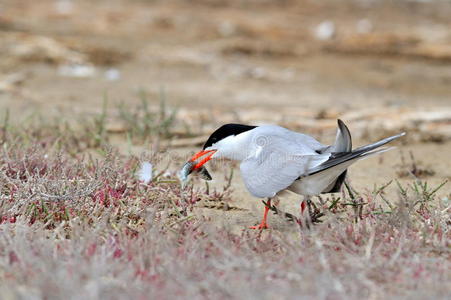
188 120 405 229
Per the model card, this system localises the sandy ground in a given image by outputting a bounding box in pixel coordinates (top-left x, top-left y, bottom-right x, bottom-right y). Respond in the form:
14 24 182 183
1 0 450 228
185 140 450 231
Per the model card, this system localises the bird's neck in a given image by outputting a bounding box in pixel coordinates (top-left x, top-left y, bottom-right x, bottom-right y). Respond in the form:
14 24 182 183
214 131 253 161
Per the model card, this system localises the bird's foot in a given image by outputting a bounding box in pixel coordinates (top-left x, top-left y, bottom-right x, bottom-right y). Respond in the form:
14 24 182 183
249 223 269 230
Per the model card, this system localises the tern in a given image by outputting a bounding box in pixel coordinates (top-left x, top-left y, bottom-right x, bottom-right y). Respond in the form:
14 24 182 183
188 120 405 229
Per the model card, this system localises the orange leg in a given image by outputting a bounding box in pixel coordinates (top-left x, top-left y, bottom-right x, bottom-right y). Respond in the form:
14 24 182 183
250 198 271 230
300 200 307 214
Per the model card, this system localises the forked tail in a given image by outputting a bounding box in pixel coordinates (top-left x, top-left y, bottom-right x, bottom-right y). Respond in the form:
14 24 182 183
314 119 405 193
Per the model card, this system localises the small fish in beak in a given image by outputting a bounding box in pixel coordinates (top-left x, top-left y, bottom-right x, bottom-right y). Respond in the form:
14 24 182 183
178 160 212 185
197 166 212 180
178 161 196 183
178 149 216 185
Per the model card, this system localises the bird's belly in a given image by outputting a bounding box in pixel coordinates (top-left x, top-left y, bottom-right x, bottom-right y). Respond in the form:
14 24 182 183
287 167 347 196
287 179 323 196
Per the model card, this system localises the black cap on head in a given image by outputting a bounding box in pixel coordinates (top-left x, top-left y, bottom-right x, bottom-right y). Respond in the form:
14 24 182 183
203 123 257 149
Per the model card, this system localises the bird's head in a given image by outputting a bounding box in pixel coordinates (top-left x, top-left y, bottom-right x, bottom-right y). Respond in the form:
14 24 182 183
189 123 257 170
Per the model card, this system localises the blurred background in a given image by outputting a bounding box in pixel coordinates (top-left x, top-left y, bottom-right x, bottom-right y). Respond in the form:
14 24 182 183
0 0 450 143
1 2 450 297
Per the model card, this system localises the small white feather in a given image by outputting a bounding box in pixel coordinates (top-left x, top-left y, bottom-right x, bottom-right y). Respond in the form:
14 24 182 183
138 162 153 184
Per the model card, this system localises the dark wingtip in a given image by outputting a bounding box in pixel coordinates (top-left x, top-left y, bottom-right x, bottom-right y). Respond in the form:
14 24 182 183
325 170 347 193
336 119 352 151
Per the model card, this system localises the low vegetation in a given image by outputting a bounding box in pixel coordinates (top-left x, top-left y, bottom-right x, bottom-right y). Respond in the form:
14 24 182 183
0 105 449 299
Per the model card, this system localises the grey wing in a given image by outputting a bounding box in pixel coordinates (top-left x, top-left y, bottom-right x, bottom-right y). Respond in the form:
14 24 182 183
290 131 328 152
255 125 327 154
239 132 329 198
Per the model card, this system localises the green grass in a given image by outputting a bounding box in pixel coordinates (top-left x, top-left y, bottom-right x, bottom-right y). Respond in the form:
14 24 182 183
0 91 181 155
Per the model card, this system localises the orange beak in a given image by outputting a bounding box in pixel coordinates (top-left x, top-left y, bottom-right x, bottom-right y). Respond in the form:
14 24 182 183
190 149 217 170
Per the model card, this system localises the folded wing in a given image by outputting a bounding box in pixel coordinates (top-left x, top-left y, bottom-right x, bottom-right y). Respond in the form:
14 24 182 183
240 130 329 198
